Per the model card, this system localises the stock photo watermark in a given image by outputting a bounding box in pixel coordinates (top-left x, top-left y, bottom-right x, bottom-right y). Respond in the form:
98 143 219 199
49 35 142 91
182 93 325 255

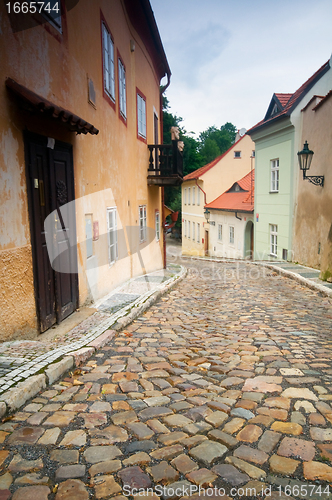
121 483 331 498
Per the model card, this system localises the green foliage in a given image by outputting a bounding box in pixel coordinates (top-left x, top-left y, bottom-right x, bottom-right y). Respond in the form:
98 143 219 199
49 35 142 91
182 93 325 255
198 123 237 165
198 137 221 164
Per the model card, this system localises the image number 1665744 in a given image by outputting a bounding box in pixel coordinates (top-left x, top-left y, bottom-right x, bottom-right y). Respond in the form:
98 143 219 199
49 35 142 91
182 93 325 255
5 2 60 14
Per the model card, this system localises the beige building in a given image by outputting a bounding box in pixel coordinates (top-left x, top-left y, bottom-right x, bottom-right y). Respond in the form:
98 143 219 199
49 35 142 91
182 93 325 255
0 0 178 341
293 92 332 279
182 134 255 256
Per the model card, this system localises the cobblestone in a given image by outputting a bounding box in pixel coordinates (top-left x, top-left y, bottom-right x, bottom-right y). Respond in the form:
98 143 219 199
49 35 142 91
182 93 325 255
0 260 332 498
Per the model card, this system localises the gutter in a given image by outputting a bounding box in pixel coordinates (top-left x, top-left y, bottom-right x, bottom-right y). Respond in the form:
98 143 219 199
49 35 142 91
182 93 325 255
195 179 207 205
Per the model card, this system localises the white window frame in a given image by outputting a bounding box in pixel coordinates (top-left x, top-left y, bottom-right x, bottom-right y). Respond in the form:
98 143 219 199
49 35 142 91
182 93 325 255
188 220 190 239
234 151 241 158
184 220 187 238
102 23 115 102
270 224 278 256
192 222 195 241
197 223 200 243
139 205 147 243
155 211 160 241
137 92 146 139
184 188 187 205
271 159 279 192
118 58 126 119
188 187 191 205
192 187 195 205
218 224 222 241
229 226 235 245
107 207 118 265
197 188 200 206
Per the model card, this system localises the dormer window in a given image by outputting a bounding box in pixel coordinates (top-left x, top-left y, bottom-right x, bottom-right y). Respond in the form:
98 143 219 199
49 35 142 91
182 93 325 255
271 103 279 116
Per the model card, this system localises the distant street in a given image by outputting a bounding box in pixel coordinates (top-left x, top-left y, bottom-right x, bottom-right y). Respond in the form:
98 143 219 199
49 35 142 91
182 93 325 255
1 259 332 499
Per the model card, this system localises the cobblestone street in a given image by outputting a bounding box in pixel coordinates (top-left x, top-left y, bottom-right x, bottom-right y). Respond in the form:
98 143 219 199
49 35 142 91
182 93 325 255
1 259 332 500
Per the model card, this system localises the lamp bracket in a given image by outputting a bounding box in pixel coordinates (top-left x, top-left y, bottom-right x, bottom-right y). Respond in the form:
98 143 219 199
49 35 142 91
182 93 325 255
303 171 324 187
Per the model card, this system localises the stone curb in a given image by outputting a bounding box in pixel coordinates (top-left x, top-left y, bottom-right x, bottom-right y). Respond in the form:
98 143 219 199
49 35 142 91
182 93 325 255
252 261 332 298
0 265 187 418
45 357 74 386
0 374 46 413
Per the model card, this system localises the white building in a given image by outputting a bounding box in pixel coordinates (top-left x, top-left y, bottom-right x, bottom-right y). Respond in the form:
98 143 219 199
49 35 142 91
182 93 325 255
205 170 255 259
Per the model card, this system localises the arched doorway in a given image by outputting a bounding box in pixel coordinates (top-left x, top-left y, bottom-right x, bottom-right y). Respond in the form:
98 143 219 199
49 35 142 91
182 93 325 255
244 220 254 259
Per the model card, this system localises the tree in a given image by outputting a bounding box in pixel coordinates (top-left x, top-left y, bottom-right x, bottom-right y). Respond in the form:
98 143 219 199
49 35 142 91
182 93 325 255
198 123 237 164
198 137 221 165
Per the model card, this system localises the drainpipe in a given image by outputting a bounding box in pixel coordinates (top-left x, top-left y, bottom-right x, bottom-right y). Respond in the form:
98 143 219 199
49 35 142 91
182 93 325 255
195 179 207 205
235 212 242 221
161 187 166 269
160 75 171 270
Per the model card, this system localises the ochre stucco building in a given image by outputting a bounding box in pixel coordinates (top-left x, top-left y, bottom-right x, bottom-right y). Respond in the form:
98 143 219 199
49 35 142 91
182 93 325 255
0 0 173 340
293 92 332 279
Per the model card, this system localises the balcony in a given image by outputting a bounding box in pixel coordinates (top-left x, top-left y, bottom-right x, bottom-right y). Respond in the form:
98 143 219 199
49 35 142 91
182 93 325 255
147 140 183 186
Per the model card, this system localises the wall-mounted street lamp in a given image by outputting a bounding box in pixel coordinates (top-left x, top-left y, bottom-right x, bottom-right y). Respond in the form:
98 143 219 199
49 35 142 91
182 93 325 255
297 141 324 187
204 208 210 223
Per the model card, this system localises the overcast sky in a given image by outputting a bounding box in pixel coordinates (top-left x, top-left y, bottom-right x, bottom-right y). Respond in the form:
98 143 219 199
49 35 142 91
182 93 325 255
150 0 332 137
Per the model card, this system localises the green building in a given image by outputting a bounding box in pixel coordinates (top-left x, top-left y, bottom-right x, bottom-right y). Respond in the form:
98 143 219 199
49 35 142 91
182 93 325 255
248 59 332 261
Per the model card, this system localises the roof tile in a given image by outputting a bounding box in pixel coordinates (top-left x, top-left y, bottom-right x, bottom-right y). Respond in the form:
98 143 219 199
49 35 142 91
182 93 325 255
205 170 254 213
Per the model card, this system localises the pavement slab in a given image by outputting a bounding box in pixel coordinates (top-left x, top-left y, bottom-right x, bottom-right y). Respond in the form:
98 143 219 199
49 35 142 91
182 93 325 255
0 259 332 498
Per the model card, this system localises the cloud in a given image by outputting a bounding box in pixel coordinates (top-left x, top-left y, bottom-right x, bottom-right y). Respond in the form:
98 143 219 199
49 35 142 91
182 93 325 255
151 0 332 135
167 23 230 87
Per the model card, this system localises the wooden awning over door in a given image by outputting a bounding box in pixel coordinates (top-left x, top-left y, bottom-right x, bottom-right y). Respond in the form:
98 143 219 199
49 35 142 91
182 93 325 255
6 78 99 135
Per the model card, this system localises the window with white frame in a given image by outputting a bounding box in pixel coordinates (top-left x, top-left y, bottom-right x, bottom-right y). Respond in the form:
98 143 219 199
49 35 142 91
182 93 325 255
188 220 190 239
234 151 241 158
155 211 160 241
192 187 195 205
184 220 187 238
118 58 126 119
218 224 222 241
139 205 147 243
197 188 200 206
184 188 187 205
102 23 115 101
271 159 279 192
107 207 118 264
192 222 195 241
197 223 200 243
137 92 146 139
188 187 191 205
229 226 235 245
270 224 278 256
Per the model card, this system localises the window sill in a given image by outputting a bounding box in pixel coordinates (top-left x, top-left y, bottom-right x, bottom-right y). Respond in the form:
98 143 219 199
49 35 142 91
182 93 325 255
269 191 279 194
269 254 278 258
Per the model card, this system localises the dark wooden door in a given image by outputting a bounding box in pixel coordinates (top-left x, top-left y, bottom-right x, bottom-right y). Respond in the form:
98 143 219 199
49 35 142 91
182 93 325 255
26 134 78 332
204 230 209 255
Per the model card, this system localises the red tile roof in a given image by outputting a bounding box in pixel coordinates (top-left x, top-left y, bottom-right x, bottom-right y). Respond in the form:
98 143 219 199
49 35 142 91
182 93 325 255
205 170 255 213
275 93 293 107
248 60 330 135
183 135 247 181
